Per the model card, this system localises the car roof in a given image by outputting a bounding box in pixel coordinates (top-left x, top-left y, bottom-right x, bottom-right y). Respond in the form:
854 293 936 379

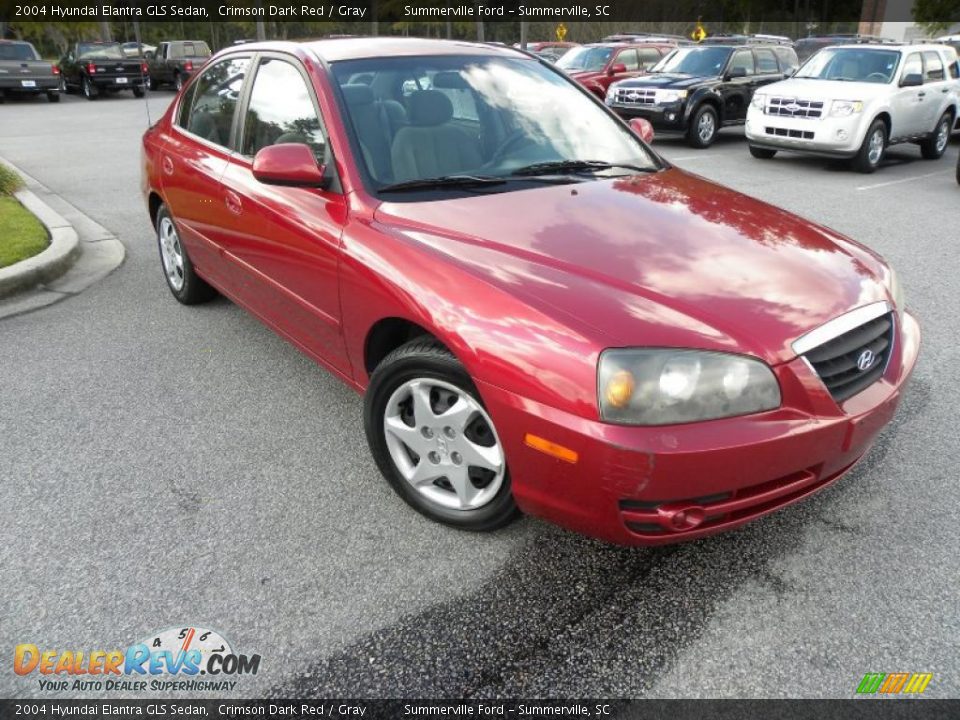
301 37 529 62
821 43 951 53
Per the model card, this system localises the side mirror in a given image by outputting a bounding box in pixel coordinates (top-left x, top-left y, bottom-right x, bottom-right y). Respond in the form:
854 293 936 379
144 51 154 60
609 63 628 76
252 143 328 188
726 66 748 80
900 72 923 87
629 117 655 144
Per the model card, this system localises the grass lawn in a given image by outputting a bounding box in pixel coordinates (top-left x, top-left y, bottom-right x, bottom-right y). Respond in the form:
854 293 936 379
0 196 49 268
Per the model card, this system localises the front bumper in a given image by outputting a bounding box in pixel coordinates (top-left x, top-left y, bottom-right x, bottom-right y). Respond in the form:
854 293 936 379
609 101 689 132
479 311 920 546
745 107 865 157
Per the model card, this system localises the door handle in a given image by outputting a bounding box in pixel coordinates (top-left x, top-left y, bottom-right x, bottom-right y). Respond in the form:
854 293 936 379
224 190 242 215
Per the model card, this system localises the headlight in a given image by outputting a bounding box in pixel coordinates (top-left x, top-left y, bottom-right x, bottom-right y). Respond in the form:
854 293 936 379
887 265 905 319
656 89 687 104
598 349 781 425
605 83 618 104
751 93 766 110
830 100 863 117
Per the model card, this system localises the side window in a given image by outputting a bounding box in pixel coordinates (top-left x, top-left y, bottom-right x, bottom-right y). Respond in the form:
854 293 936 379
729 50 755 76
617 49 639 71
755 49 779 74
158 42 168 59
901 53 922 81
242 57 326 159
638 48 661 70
176 80 199 127
923 51 945 81
181 55 250 149
774 47 799 73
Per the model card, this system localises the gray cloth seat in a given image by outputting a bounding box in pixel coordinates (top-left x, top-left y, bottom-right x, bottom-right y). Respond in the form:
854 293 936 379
341 84 405 182
391 90 482 182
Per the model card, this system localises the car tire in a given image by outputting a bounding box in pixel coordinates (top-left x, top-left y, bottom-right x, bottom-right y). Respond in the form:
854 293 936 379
687 104 719 148
956 153 960 185
364 338 520 532
147 75 157 91
852 119 886 173
919 111 952 160
132 86 145 98
155 205 216 305
749 145 777 159
82 75 98 101
46 91 60 103
174 73 183 92
59 75 69 94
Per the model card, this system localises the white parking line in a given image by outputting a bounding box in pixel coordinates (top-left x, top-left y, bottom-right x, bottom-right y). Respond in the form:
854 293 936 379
856 169 953 191
666 154 711 162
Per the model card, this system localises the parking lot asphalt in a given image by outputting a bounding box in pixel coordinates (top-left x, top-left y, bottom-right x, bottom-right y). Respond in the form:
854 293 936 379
1 91 958 700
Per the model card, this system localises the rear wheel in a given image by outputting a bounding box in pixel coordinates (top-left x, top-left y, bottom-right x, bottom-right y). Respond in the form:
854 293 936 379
174 73 183 92
919 111 952 159
59 75 69 94
82 75 98 100
155 205 216 305
687 105 718 148
364 339 519 532
132 86 144 98
147 74 157 91
46 91 60 103
852 119 886 173
749 145 777 159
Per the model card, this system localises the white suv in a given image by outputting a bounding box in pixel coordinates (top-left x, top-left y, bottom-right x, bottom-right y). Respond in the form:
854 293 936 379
746 44 959 172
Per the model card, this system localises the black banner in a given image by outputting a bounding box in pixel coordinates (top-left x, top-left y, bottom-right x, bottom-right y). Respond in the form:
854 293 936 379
2 700 960 720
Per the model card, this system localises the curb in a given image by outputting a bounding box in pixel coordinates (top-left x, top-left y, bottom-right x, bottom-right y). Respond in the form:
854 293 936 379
0 185 81 298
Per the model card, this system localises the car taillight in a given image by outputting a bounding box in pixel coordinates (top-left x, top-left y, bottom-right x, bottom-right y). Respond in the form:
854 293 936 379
52 64 60 75
141 62 148 74
86 62 96 74
184 61 193 72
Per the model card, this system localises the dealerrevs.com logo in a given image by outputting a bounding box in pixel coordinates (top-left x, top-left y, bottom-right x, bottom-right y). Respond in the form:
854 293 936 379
14 626 261 692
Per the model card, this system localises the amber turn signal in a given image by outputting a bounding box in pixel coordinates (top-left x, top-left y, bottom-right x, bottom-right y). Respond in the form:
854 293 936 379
604 369 635 408
524 434 579 464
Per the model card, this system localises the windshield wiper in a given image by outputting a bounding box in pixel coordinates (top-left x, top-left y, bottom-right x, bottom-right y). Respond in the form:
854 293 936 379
510 160 656 177
379 175 507 193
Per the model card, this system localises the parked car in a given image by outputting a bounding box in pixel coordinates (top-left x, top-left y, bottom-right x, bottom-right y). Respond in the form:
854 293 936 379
557 42 677 98
794 34 895 63
121 41 156 58
746 44 960 172
59 41 147 100
142 38 918 546
145 40 212 91
0 40 59 103
702 33 793 46
606 43 799 147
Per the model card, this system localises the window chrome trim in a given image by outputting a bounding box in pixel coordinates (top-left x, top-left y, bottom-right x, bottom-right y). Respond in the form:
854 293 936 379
791 300 892 356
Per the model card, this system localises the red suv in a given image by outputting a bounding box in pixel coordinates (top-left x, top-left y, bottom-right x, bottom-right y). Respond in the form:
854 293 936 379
142 38 919 545
556 42 675 98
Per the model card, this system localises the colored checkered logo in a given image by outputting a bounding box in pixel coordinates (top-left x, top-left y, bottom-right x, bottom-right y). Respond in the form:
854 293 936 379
857 672 933 694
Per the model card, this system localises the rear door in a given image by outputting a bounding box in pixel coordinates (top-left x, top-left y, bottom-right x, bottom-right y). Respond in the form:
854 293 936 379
161 54 252 288
219 53 350 373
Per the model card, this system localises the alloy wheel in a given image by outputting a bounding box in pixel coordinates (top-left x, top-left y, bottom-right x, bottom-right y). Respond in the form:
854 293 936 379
936 118 950 153
382 378 505 511
867 128 884 166
158 216 185 291
698 112 716 143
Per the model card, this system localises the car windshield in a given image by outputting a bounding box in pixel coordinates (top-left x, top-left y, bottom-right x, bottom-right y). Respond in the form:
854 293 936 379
0 43 39 61
794 48 900 82
652 47 733 75
556 46 613 72
78 43 125 60
331 54 659 195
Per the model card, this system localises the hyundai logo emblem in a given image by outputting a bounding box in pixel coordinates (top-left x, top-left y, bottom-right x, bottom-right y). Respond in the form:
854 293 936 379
856 349 875 372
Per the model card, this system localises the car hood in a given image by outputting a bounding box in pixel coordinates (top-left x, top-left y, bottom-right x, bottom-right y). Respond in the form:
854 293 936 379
617 73 717 89
373 169 890 365
566 69 608 82
758 77 895 101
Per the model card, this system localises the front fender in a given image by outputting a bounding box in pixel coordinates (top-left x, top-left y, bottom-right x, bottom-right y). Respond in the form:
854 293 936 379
683 87 723 124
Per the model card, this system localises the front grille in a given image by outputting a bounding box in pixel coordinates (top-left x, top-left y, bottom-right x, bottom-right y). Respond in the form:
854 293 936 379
803 313 893 402
615 87 656 105
765 97 824 119
765 126 814 140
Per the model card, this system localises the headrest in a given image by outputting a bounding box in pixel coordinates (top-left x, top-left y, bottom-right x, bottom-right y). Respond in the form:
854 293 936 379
408 90 454 126
432 71 470 90
340 84 374 106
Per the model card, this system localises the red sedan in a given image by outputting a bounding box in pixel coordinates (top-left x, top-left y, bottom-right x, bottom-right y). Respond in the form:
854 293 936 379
556 41 676 98
141 38 919 545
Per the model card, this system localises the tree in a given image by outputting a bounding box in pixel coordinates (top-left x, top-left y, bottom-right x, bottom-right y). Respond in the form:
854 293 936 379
913 0 960 33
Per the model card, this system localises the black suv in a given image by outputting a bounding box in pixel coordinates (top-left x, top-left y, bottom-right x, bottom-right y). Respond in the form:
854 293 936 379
604 44 798 148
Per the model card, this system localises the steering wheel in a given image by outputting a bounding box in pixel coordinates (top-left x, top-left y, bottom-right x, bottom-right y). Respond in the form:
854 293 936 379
489 129 539 165
865 72 888 82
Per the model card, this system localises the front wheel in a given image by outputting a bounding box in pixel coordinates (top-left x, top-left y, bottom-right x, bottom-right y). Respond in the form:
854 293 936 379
364 339 519 532
59 75 69 94
749 145 777 159
687 105 718 148
155 205 216 305
919 112 952 159
852 119 886 173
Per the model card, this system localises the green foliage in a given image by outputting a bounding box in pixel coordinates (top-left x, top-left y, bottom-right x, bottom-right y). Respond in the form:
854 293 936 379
0 164 23 196
914 0 960 33
0 197 48 269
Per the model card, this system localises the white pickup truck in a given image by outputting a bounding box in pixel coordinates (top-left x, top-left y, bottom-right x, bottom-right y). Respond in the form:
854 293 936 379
746 43 960 172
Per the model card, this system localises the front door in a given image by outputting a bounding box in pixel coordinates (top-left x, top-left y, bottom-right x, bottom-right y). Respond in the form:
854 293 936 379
891 52 928 138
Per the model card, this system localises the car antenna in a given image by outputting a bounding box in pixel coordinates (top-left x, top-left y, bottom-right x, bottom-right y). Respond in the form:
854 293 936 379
132 19 152 126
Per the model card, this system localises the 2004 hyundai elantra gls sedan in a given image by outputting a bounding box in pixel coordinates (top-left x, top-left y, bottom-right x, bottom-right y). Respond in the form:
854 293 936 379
141 38 919 545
